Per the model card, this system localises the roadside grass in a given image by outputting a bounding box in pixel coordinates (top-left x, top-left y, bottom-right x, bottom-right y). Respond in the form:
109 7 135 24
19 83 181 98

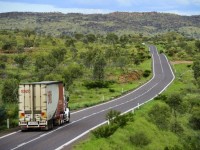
69 59 152 110
74 102 181 150
164 63 194 95
73 62 196 150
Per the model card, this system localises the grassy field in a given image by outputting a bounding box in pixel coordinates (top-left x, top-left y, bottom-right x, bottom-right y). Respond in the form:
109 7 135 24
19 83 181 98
73 62 199 150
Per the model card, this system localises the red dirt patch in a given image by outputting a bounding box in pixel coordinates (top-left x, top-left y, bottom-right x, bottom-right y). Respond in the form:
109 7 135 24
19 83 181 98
118 70 143 83
170 61 193 65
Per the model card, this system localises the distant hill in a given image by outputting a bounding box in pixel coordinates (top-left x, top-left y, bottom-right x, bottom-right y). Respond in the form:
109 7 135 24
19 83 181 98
0 12 200 38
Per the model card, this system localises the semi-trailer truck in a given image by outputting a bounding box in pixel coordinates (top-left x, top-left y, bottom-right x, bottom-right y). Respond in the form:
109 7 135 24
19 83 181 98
18 81 70 131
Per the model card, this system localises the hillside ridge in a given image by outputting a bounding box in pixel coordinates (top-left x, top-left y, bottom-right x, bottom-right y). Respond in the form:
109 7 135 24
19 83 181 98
0 12 200 38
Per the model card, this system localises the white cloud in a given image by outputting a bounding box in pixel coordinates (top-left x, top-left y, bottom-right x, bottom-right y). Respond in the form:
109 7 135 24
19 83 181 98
0 0 199 15
0 1 110 14
162 10 200 16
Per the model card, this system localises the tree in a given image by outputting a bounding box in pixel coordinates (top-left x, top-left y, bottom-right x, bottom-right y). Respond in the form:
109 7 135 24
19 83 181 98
129 132 151 147
195 40 200 52
23 29 35 37
192 58 200 80
24 39 34 47
2 79 19 103
14 54 27 69
17 45 24 53
86 34 96 43
0 62 6 70
170 120 184 134
106 33 118 45
62 63 83 89
35 54 57 72
74 33 84 40
0 55 8 62
2 40 17 50
116 56 129 72
196 77 200 88
65 38 75 47
105 48 115 63
80 49 98 68
93 54 107 81
70 47 78 59
189 107 200 130
51 48 67 63
0 104 7 125
35 54 58 80
44 73 63 81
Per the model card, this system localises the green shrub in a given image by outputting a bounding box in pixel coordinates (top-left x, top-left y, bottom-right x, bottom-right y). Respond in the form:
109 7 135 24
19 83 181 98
109 88 115 93
170 121 184 134
0 63 6 69
106 110 130 128
154 94 167 101
92 124 118 138
2 78 19 103
9 119 18 128
84 81 110 89
189 107 200 130
148 103 171 130
105 110 120 123
143 70 151 78
0 104 7 125
113 115 128 128
129 132 151 147
183 135 200 150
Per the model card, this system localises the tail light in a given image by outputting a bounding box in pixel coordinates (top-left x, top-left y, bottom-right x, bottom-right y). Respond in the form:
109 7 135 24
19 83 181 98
19 112 25 119
41 112 47 118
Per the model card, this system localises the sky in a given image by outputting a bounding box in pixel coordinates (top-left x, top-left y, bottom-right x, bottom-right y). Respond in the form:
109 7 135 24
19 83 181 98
0 0 200 16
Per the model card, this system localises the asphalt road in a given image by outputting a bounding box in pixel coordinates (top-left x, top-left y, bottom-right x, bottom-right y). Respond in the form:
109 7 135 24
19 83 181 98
0 45 175 150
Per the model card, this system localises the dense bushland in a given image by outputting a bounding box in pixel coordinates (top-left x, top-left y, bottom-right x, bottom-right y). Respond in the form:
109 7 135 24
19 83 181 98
0 29 151 130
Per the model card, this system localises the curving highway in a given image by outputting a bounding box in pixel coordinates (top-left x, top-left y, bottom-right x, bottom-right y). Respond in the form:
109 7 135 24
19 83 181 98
0 45 175 150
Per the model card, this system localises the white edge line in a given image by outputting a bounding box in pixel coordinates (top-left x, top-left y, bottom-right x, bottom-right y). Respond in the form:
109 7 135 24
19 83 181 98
71 46 156 115
0 131 20 140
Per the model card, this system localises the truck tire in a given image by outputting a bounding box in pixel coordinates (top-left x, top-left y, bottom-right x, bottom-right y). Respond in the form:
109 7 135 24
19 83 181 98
21 127 28 132
50 121 54 129
42 120 53 131
57 119 61 126
66 116 70 123
66 112 70 123
43 125 49 131
49 119 53 130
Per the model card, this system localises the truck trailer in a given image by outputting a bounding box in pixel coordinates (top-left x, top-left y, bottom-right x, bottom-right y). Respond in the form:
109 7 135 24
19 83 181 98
18 81 70 131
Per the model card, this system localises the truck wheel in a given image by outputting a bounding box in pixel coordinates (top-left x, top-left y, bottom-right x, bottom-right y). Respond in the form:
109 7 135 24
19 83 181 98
50 121 54 129
43 125 49 131
49 119 53 130
66 117 70 123
57 119 61 126
66 112 70 123
21 127 28 132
